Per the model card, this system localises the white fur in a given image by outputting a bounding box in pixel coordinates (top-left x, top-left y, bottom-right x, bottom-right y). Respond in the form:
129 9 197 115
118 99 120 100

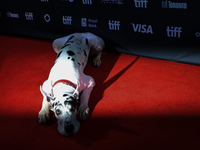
38 32 104 136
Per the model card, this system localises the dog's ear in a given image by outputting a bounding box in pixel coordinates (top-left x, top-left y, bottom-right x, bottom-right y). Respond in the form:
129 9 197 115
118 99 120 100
73 81 80 99
40 85 55 102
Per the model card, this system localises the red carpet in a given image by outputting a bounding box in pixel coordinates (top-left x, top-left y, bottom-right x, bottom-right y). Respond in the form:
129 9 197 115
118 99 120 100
0 35 200 150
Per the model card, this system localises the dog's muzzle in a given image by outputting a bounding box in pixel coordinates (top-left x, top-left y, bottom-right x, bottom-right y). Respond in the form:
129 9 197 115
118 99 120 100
64 121 74 134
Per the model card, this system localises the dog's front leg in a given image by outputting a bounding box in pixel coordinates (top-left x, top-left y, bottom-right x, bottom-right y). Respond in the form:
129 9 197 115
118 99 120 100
77 77 95 121
38 96 51 124
38 81 51 124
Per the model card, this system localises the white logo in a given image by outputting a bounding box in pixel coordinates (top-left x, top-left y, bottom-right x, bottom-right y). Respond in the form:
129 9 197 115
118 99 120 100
108 20 120 30
62 0 74 2
41 0 48 2
131 23 153 34
81 18 87 27
63 16 72 25
101 0 124 4
134 0 148 8
195 32 200 38
81 18 97 28
44 14 50 22
25 12 33 20
82 0 92 4
162 0 187 9
7 12 19 18
166 26 182 38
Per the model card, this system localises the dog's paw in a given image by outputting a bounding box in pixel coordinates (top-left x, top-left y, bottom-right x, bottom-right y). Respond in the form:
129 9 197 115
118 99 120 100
93 57 101 67
38 110 50 124
77 106 90 121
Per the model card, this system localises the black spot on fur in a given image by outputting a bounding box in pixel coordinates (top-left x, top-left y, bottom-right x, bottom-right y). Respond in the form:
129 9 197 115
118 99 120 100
85 38 88 45
57 51 62 59
67 51 75 56
53 61 57 66
83 50 87 57
61 44 70 49
78 62 81 66
71 58 75 61
82 63 84 66
66 36 75 43
68 57 70 59
63 94 68 97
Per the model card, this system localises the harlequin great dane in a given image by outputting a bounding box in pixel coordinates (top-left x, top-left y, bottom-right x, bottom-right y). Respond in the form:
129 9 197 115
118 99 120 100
38 32 104 136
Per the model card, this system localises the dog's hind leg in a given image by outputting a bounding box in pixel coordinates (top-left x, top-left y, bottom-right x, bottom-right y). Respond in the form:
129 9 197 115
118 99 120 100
84 32 105 67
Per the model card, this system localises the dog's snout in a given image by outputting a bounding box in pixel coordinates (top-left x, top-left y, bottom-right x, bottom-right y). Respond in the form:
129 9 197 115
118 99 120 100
64 121 74 134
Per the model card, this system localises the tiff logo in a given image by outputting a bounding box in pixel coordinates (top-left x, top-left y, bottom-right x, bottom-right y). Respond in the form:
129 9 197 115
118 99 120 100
131 23 153 34
82 0 92 4
108 20 120 30
134 0 148 8
166 26 182 38
63 16 72 25
25 12 33 20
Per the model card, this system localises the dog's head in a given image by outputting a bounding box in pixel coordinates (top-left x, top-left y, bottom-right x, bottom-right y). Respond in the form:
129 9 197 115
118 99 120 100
40 84 80 136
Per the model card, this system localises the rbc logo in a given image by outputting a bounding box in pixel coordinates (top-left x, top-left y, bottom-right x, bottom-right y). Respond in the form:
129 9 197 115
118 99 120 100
166 26 182 38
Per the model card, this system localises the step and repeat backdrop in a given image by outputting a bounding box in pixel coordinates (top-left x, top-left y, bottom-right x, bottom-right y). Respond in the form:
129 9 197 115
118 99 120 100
0 0 200 64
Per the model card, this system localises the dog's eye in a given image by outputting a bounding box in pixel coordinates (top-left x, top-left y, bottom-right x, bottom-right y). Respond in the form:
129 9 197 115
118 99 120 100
56 109 61 115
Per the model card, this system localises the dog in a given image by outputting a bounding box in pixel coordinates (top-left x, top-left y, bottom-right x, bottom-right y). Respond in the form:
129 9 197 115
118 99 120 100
38 32 104 136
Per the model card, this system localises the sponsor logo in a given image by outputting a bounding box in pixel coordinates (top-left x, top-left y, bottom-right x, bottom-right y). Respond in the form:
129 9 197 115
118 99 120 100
134 0 148 8
25 12 33 20
7 12 19 18
62 0 74 2
41 0 48 2
162 0 187 9
82 0 92 4
131 23 153 34
81 18 97 28
166 26 182 38
44 14 50 22
63 16 72 25
195 32 200 38
108 20 120 30
101 0 124 4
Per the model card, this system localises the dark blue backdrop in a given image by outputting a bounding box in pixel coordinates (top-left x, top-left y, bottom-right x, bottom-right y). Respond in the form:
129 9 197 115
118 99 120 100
0 0 199 65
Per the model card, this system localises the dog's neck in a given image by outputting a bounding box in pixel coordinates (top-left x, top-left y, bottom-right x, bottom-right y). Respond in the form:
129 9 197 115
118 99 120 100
51 83 75 98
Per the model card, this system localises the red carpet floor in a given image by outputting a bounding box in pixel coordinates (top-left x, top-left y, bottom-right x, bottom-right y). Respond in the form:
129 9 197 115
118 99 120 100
0 35 200 150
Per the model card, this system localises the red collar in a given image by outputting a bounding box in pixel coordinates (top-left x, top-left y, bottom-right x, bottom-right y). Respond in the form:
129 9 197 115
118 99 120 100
52 79 77 89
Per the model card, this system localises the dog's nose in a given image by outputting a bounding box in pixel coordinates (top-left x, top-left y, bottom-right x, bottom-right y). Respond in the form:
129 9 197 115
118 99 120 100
64 121 74 134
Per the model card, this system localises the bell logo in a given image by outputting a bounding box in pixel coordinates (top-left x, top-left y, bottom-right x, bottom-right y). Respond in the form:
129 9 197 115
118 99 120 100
166 26 182 38
131 23 153 34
